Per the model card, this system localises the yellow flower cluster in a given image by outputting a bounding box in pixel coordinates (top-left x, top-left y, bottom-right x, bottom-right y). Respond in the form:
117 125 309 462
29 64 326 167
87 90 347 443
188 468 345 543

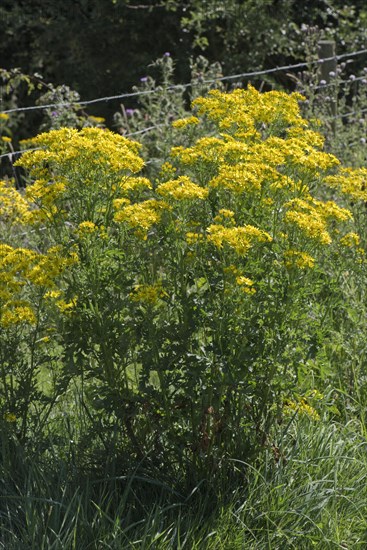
44 290 78 315
171 137 225 165
1 302 37 327
286 127 325 148
172 116 199 129
76 221 108 241
209 162 274 195
17 127 144 176
325 167 367 202
186 231 204 244
283 138 339 171
0 180 31 225
235 276 256 294
113 198 131 210
213 209 235 224
284 250 315 270
23 177 67 224
56 297 78 314
174 91 340 184
167 86 362 278
0 243 78 326
77 221 98 235
193 86 306 133
173 93 341 185
283 398 320 421
207 224 272 255
114 199 169 232
312 199 352 223
284 210 331 245
12 128 151 226
157 176 208 201
282 197 353 247
339 232 360 248
117 176 152 195
286 197 351 220
159 162 177 180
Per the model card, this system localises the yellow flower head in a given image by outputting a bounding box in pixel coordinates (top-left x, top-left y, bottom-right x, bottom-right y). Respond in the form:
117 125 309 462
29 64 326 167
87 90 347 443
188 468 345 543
56 297 78 314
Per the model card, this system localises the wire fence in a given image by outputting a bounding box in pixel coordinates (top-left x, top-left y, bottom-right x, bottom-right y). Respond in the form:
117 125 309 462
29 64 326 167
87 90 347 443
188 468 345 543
2 48 367 116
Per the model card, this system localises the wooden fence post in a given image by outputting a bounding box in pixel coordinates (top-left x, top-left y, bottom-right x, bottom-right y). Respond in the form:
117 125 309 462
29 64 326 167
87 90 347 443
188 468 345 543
318 40 337 131
318 40 337 83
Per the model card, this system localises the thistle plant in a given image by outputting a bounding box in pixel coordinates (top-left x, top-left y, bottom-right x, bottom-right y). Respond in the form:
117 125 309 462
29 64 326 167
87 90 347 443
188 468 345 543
1 86 367 481
113 53 224 178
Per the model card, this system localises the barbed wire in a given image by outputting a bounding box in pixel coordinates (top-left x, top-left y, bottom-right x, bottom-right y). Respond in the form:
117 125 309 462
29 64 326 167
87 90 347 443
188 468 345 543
0 147 43 160
1 48 367 116
297 74 367 94
326 107 367 120
124 123 165 136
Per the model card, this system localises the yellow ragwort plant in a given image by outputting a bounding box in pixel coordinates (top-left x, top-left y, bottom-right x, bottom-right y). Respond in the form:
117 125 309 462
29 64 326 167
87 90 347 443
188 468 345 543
3 88 367 473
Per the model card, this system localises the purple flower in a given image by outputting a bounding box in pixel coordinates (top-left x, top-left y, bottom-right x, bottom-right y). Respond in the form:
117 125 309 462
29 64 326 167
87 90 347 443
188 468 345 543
164 52 171 57
126 109 135 116
51 111 58 117
140 77 148 83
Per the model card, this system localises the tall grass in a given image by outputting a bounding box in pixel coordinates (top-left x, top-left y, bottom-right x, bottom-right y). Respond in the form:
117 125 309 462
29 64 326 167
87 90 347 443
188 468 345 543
2 409 367 548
